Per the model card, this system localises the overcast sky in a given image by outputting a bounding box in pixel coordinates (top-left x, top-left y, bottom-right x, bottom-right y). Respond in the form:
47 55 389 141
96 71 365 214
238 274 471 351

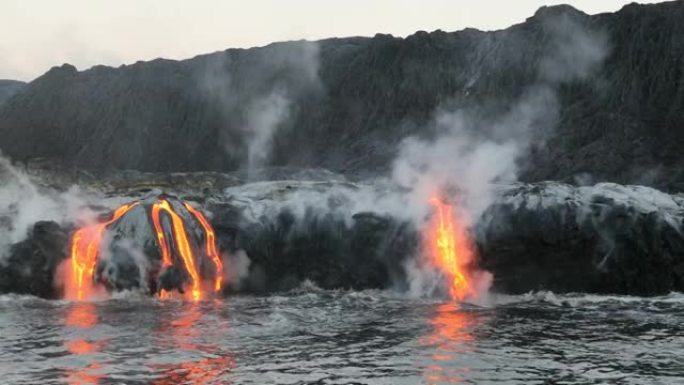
0 0 667 81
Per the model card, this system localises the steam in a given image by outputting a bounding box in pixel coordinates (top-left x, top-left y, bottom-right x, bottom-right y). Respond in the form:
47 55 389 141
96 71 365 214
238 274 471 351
199 41 321 179
223 249 251 290
245 90 291 176
0 155 92 259
392 13 609 300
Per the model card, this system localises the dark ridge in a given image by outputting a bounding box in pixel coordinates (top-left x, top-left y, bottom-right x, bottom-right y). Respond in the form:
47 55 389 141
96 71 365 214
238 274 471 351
0 79 26 106
0 1 683 190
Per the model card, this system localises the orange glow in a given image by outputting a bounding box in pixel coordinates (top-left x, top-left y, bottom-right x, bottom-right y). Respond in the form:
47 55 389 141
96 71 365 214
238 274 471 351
65 303 104 385
152 200 202 301
159 289 172 300
151 202 173 268
420 303 476 384
152 355 236 385
152 303 235 384
184 202 223 293
67 202 138 300
65 196 225 302
427 196 476 301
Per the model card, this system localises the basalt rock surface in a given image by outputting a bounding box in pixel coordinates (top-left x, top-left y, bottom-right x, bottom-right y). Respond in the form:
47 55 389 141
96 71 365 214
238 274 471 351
2 180 684 298
208 181 418 293
0 221 69 298
477 182 684 295
0 80 25 106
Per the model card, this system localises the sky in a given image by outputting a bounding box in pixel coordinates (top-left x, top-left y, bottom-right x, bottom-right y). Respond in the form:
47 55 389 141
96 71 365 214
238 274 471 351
0 0 667 81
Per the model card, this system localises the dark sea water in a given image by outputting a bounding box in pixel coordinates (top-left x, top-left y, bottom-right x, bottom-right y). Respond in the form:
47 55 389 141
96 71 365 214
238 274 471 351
0 289 682 384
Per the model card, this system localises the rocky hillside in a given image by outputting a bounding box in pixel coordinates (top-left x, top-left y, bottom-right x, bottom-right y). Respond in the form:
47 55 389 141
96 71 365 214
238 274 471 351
0 1 683 190
0 80 25 106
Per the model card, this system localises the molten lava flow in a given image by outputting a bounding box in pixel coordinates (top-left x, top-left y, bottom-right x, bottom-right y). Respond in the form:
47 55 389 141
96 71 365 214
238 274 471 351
66 196 224 302
68 202 138 300
151 199 202 301
151 202 174 268
183 202 223 293
428 196 475 301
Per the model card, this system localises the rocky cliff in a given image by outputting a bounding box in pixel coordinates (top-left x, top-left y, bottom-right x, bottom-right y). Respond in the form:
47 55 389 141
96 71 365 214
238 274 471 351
0 80 25 106
0 2 683 190
2 178 683 298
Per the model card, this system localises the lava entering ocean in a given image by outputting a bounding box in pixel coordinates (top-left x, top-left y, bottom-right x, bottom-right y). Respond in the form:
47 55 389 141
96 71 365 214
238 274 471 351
426 196 479 301
64 196 224 301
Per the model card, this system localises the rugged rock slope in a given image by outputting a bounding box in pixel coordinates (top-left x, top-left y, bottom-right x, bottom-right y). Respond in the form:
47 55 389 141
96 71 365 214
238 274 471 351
0 80 25 106
2 179 683 297
0 2 683 190
478 182 684 295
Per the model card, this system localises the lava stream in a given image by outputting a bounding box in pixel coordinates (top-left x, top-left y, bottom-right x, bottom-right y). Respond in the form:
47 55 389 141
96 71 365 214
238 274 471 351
68 202 139 300
65 197 225 301
151 199 202 301
184 202 223 293
151 202 174 268
427 196 476 301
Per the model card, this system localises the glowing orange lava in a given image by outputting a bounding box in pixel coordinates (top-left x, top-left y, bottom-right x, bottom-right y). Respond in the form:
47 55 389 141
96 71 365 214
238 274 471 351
66 197 225 302
151 199 202 301
427 196 476 301
184 202 223 293
68 202 139 300
151 202 173 268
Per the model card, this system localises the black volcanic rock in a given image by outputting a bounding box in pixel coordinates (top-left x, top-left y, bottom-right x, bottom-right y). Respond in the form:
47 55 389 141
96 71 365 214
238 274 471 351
2 179 684 298
0 80 25 106
477 182 684 295
0 2 682 190
208 181 418 292
0 221 69 298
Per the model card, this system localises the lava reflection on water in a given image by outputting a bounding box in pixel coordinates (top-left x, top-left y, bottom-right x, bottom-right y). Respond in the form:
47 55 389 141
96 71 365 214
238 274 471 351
152 301 235 384
64 303 104 385
420 303 478 384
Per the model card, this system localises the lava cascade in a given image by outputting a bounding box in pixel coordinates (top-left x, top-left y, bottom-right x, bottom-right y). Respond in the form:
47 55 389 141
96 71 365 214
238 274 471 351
427 196 477 301
65 197 223 301
183 202 223 292
67 203 139 300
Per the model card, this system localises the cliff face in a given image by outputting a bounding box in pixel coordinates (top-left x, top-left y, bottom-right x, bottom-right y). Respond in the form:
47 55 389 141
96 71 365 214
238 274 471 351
0 80 25 106
0 2 683 190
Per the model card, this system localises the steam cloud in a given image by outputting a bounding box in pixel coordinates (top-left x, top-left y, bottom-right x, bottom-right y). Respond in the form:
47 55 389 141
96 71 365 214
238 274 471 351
391 13 609 299
200 41 321 179
0 155 92 260
0 14 611 300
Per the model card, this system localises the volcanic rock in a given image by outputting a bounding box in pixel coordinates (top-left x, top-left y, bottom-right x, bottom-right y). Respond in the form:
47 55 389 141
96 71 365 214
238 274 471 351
0 221 68 298
0 80 25 106
0 2 683 190
478 182 684 295
208 181 419 292
3 179 684 298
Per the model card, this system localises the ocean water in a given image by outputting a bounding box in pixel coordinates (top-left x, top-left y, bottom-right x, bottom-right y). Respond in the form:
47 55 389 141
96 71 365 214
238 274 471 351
0 289 682 384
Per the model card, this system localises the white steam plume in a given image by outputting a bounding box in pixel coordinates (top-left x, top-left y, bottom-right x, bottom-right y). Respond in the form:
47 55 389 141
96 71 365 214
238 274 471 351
0 155 95 261
199 41 321 179
392 13 609 299
245 90 291 177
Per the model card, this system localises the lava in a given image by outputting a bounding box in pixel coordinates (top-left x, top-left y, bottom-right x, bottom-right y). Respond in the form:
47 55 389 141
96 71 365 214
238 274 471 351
65 197 224 301
427 196 476 301
151 202 173 268
184 202 223 292
152 199 202 301
67 202 139 300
